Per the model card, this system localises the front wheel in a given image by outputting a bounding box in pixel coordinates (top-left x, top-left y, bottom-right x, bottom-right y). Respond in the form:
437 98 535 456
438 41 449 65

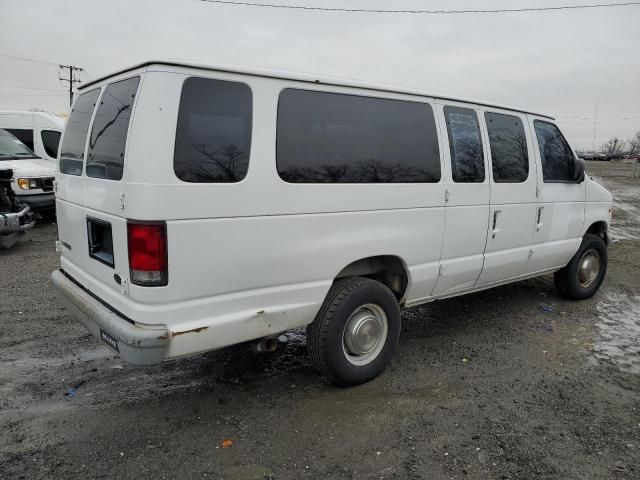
554 233 607 300
307 277 401 386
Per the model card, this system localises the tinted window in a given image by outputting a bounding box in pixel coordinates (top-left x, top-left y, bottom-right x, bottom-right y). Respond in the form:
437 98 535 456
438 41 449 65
6 128 34 151
277 89 440 183
59 89 100 175
87 76 140 180
174 77 252 183
485 112 529 183
444 106 484 183
534 120 575 182
41 130 61 158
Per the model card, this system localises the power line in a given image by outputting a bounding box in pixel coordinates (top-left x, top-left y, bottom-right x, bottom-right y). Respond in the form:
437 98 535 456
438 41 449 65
199 0 640 14
556 115 640 120
0 92 67 97
1 85 66 93
0 53 60 67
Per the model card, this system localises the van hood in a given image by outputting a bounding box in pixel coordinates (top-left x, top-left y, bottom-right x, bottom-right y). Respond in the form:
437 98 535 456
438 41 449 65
0 158 55 177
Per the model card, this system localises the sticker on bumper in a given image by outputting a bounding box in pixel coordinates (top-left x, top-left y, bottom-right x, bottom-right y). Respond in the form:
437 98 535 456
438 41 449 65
100 328 119 352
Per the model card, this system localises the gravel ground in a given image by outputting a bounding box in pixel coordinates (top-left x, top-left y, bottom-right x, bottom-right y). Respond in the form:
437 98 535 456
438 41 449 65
1 161 639 480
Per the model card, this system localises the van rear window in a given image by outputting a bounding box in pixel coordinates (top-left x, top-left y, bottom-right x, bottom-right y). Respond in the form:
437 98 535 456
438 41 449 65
174 77 252 183
60 89 100 175
86 76 140 181
276 89 441 183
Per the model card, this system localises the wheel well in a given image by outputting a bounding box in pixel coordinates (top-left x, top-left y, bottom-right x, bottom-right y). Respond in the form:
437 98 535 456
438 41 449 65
335 256 409 302
586 221 609 245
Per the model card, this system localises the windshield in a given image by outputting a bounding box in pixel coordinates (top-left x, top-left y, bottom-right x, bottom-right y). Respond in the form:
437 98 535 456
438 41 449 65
0 129 39 160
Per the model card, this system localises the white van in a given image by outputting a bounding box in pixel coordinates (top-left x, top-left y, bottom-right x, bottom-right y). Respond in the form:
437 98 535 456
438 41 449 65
0 111 65 163
0 129 56 212
51 61 613 385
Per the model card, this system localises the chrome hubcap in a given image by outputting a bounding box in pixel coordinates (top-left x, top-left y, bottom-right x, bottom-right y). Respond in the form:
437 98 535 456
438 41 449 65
343 303 388 366
578 249 601 288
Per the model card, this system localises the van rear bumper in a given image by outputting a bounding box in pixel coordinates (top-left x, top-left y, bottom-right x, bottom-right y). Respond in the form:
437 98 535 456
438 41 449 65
51 269 169 365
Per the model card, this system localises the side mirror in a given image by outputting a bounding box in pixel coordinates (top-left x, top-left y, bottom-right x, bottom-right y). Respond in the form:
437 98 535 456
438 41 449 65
573 157 585 183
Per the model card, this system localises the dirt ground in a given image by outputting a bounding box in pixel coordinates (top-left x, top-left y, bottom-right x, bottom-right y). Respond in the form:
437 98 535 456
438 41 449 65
1 161 639 480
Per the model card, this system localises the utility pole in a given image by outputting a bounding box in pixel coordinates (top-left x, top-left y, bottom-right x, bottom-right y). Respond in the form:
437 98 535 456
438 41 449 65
59 65 84 108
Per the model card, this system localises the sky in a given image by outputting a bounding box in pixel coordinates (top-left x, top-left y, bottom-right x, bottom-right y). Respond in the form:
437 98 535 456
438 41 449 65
0 0 639 150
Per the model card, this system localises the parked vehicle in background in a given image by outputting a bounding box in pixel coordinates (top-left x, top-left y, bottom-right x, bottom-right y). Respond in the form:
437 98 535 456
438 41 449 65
0 111 65 163
579 152 610 161
0 168 35 248
0 129 56 213
51 61 613 386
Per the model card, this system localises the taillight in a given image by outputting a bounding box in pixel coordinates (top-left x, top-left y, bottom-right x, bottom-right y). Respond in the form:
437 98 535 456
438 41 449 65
127 222 168 286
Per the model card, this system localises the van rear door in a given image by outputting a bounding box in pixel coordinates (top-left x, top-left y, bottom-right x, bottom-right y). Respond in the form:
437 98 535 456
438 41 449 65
56 75 141 301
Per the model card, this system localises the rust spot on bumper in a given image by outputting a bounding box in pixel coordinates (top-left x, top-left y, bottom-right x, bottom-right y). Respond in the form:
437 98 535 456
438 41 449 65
172 326 208 337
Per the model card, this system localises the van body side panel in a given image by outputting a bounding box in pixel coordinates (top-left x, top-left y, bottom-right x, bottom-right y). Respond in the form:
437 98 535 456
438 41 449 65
163 208 442 357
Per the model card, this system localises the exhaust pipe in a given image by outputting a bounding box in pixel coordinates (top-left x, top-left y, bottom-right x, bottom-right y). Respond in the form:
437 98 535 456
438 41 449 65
253 336 278 353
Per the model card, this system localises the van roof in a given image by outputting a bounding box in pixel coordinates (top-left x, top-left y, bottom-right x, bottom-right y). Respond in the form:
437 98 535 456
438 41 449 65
79 60 555 120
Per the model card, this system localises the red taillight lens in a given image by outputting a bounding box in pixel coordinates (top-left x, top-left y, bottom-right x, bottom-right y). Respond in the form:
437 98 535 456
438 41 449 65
127 222 168 286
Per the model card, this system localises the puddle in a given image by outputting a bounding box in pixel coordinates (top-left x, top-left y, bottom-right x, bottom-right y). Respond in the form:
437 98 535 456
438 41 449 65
594 292 640 374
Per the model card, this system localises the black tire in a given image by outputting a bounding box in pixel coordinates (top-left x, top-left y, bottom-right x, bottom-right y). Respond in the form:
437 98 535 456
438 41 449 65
554 233 607 300
307 277 401 386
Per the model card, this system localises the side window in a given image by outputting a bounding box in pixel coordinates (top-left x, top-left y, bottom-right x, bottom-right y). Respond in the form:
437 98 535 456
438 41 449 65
485 112 529 183
174 77 252 183
87 76 140 180
6 128 34 151
277 89 440 183
41 130 61 158
534 120 575 182
59 89 100 175
444 106 484 183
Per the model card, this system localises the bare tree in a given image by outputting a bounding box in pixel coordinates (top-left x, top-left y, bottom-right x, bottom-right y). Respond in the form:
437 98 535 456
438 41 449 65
601 137 625 155
627 131 640 156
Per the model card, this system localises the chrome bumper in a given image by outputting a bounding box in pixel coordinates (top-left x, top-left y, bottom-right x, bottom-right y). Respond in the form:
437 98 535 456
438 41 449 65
0 204 35 235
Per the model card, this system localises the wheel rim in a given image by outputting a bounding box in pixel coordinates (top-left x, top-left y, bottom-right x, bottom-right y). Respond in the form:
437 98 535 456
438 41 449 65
578 248 601 288
342 303 388 366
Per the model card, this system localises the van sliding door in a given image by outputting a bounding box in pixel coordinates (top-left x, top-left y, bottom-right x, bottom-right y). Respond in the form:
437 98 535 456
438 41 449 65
476 110 538 286
431 104 490 296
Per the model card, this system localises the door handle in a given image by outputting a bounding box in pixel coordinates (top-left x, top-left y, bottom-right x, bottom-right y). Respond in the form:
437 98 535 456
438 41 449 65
536 207 544 231
492 210 501 238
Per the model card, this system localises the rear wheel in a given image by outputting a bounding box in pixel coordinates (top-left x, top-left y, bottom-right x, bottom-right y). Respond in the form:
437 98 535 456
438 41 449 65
554 233 607 300
307 277 401 386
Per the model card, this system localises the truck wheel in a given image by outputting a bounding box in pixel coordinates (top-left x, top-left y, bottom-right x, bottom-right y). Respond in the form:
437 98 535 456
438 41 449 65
554 233 607 300
307 277 401 386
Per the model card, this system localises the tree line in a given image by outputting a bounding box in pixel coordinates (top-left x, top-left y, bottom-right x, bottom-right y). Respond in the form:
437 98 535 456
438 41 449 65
598 130 640 157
